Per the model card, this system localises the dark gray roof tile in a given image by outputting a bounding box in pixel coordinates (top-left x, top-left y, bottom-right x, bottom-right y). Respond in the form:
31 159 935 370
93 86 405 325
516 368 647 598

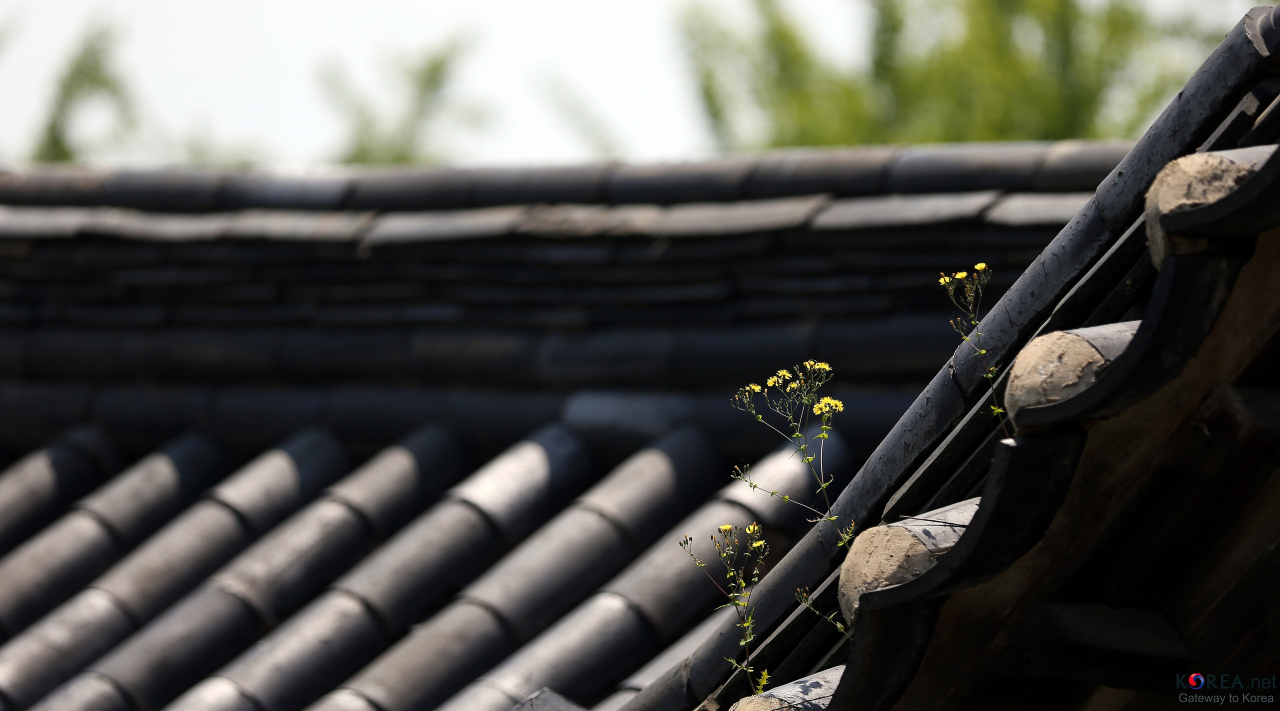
0 169 109 207
668 324 814 389
210 498 369 624
600 500 755 641
0 427 116 559
745 147 897 198
205 429 348 536
608 158 757 205
224 210 372 242
76 434 231 548
537 332 672 388
325 425 468 537
87 585 264 711
0 207 95 239
333 500 499 632
469 165 612 206
984 192 1093 227
0 511 123 640
407 329 542 385
576 428 721 540
446 424 592 544
885 142 1049 193
512 688 588 711
164 676 259 711
440 681 528 711
305 688 380 711
347 168 469 212
94 499 252 622
363 207 524 246
333 600 515 711
85 211 230 242
28 671 131 711
812 191 1001 231
648 195 827 237
219 173 352 212
101 170 228 213
468 508 629 634
446 592 660 711
1032 140 1133 192
815 315 957 381
451 428 720 643
203 591 388 711
607 606 738 698
0 588 134 710
517 204 663 237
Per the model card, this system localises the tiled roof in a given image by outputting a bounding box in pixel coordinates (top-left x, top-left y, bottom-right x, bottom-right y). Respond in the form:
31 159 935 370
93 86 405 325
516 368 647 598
0 138 1137 711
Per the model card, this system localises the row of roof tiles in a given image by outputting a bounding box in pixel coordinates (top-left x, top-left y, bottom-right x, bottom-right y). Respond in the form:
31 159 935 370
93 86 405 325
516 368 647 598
0 141 1126 213
0 390 881 711
0 317 963 389
0 191 1091 245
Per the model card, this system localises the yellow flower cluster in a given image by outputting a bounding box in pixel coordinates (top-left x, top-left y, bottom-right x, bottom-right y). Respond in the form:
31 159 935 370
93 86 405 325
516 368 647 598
940 264 986 285
719 524 734 534
803 360 831 372
813 396 845 416
786 381 799 391
746 383 762 392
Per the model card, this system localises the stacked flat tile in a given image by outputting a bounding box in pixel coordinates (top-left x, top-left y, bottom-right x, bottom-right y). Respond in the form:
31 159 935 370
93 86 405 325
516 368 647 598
0 141 1127 711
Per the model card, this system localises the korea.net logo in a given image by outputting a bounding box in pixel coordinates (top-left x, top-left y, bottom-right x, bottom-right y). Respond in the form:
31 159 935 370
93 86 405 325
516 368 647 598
1174 671 1276 704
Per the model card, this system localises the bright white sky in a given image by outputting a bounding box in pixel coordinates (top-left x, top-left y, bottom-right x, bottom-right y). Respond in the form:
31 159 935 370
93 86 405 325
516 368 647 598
0 0 1257 168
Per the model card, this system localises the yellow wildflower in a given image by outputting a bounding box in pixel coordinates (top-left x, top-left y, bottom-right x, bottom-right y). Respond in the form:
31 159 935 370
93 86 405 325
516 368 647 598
974 262 987 271
811 362 831 371
939 276 952 285
954 271 968 279
813 396 845 416
765 376 779 387
719 524 734 534
751 540 766 549
776 369 792 380
747 383 762 392
786 381 799 391
744 523 760 535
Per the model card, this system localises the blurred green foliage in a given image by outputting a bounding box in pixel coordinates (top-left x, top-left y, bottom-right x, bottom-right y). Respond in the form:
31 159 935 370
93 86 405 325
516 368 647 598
683 0 1224 151
322 39 473 165
32 23 135 163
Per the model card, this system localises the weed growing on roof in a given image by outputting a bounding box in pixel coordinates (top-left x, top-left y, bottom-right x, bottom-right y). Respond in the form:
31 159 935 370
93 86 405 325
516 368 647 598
941 263 1011 437
731 361 852 543
679 360 852 695
680 522 770 694
682 272 1009 697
